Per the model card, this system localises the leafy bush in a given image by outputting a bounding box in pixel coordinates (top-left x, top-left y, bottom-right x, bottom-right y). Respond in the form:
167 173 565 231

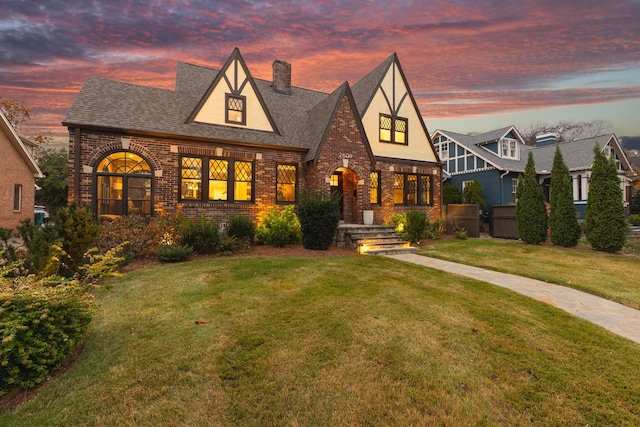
298 189 341 250
180 216 220 254
96 213 184 262
454 226 468 240
404 210 428 244
443 184 462 205
256 206 301 247
586 144 627 252
155 245 194 262
629 214 640 226
226 214 256 242
462 181 486 211
0 278 95 396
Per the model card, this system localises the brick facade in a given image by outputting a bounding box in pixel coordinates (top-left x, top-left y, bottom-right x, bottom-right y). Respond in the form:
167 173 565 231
0 131 36 229
68 92 441 227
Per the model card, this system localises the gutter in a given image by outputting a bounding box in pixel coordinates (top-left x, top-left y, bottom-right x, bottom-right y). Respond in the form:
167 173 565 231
500 170 510 205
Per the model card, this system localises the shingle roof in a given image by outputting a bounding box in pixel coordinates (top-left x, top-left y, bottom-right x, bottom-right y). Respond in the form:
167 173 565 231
64 53 380 159
436 127 630 174
351 53 394 115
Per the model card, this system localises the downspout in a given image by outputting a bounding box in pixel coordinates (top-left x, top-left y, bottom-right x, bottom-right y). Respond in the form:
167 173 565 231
500 170 510 205
74 128 81 204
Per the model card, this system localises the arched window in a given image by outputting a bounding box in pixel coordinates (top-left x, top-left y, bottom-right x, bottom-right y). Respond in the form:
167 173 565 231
95 152 153 219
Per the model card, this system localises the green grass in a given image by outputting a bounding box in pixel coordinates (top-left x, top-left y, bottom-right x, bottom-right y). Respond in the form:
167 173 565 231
2 255 640 426
418 238 640 310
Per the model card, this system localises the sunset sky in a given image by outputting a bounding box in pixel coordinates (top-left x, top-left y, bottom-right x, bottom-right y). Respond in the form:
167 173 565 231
2 0 640 145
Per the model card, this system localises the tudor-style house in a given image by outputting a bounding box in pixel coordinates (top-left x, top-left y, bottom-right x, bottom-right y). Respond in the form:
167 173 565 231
63 48 442 227
432 126 632 218
0 109 43 229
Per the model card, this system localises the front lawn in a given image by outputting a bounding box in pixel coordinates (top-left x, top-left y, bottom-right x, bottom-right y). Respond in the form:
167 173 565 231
1 254 639 426
418 238 640 310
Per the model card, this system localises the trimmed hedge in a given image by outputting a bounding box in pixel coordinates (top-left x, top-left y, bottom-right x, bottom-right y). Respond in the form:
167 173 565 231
0 279 95 396
298 190 341 250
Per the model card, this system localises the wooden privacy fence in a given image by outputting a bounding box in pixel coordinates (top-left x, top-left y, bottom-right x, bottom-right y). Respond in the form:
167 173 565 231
445 204 480 238
491 205 519 239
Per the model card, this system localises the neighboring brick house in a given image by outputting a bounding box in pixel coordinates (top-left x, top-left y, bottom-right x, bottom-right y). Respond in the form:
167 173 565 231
63 48 442 227
0 109 43 229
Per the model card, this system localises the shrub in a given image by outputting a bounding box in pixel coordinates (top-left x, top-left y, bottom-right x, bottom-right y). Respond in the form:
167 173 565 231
180 216 220 254
443 184 462 205
586 143 627 252
549 145 581 247
516 152 548 244
298 189 341 250
256 206 301 247
16 219 63 276
630 188 640 215
54 205 101 276
404 210 428 244
155 245 194 262
454 226 468 240
462 181 486 211
0 278 95 396
226 214 256 242
629 214 640 226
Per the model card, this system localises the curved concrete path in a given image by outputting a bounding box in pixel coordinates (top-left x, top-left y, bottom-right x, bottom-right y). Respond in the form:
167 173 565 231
387 253 640 345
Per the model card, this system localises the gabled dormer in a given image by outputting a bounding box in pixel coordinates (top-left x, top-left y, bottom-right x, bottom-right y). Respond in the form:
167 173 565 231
352 54 437 163
187 48 279 134
479 126 524 161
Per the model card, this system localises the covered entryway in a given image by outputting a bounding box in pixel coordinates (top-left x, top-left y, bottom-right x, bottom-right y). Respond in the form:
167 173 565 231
330 167 359 224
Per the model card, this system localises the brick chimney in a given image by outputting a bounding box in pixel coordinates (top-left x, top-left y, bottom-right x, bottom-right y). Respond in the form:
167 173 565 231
272 60 291 95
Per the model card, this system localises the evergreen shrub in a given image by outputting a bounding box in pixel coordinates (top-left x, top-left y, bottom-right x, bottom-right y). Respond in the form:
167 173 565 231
298 190 341 250
516 152 548 244
549 146 581 247
180 216 220 254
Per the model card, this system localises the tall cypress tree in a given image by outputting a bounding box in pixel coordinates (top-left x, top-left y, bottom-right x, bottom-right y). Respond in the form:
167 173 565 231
516 151 548 244
586 143 627 252
549 145 580 247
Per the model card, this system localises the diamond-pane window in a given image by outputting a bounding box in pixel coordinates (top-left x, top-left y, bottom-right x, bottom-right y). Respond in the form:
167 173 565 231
394 173 404 204
182 157 202 179
380 115 392 142
370 171 380 205
226 94 245 124
208 159 228 201
277 164 297 203
234 161 253 201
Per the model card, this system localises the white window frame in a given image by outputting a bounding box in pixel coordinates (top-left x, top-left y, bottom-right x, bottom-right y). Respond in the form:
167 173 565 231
500 138 518 159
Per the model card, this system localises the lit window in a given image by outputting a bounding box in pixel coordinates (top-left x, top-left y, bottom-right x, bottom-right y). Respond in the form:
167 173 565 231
209 159 228 201
181 157 202 200
277 164 297 203
394 173 433 205
370 171 381 205
180 156 253 203
380 114 408 144
226 94 246 125
234 161 253 202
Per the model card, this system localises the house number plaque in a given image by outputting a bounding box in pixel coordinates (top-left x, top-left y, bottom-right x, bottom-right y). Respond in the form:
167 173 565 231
339 153 353 159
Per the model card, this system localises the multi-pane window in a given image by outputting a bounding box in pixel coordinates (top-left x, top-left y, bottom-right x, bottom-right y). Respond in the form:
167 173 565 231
277 164 297 203
13 184 22 211
434 135 449 159
226 94 246 125
370 171 381 205
500 138 517 159
379 114 408 144
394 173 432 205
234 161 253 202
208 159 228 201
512 178 519 202
180 156 253 202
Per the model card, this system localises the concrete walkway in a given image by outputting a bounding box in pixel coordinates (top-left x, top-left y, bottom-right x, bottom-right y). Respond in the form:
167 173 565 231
386 253 640 345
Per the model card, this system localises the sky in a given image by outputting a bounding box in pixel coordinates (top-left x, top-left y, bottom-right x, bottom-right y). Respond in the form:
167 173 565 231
2 0 640 147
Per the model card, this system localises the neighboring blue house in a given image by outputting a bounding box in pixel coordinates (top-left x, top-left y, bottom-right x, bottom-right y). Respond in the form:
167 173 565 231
432 127 633 219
